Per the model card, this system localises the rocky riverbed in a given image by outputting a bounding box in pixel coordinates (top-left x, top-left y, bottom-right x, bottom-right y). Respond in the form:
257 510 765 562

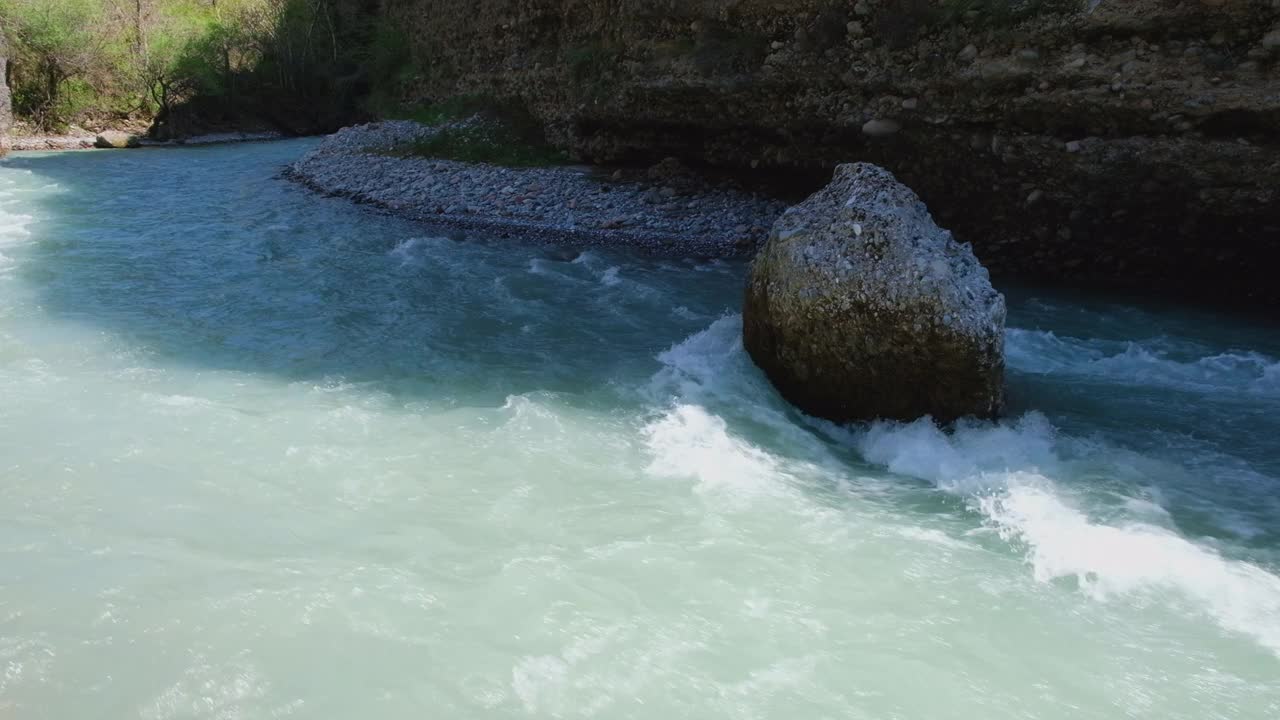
285 121 789 257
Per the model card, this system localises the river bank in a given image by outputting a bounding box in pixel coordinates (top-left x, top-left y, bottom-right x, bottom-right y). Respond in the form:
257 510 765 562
7 128 285 151
285 121 789 257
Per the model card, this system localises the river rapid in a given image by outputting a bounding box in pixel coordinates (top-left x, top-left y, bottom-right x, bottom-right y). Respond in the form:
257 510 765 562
2 141 1278 719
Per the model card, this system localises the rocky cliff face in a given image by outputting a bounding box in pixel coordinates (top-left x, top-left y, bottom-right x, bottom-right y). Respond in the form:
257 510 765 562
385 0 1280 304
1 35 11 156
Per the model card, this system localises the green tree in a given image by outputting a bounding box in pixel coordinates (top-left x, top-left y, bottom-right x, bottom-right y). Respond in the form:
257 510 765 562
2 0 110 127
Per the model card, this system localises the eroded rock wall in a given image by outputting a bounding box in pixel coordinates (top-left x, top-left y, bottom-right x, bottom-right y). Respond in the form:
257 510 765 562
384 0 1280 304
1 34 11 156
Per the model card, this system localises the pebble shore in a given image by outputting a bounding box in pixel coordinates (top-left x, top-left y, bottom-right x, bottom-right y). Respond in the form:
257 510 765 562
285 121 789 257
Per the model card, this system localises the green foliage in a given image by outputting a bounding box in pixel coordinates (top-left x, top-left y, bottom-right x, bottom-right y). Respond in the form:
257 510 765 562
402 122 568 167
1 0 114 127
1 0 381 133
361 19 420 117
395 98 568 168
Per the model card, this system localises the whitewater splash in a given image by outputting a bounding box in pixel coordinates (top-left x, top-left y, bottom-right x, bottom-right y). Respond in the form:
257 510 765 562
857 416 1280 656
646 315 1280 658
0 171 38 276
1007 327 1280 397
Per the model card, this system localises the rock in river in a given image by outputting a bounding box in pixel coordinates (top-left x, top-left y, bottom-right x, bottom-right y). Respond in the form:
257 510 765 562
743 163 1006 423
94 131 139 149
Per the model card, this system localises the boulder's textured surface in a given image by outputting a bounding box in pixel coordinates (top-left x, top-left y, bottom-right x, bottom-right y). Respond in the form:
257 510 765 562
0 36 11 157
744 163 1006 423
381 0 1280 304
94 131 139 149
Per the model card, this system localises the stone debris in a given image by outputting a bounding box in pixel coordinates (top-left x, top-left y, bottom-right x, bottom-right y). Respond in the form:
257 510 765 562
285 121 789 257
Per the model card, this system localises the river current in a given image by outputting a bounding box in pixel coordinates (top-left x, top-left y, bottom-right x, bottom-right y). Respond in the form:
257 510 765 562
2 141 1278 718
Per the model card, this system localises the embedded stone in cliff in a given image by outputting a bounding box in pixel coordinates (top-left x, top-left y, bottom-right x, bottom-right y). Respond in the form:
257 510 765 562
743 163 1006 424
861 119 901 137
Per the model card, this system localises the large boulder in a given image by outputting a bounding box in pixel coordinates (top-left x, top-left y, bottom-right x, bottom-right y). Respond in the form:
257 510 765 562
743 163 1006 423
94 131 140 149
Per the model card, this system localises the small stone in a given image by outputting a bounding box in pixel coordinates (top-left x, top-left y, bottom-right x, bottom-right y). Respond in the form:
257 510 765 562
1065 141 1083 153
847 21 865 37
1016 48 1041 63
611 169 624 180
853 1 870 16
1262 29 1280 50
771 40 785 50
901 97 919 110
1026 189 1044 206
957 44 979 62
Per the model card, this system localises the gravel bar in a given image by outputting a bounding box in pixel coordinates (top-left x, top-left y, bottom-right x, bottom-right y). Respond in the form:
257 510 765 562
284 121 789 257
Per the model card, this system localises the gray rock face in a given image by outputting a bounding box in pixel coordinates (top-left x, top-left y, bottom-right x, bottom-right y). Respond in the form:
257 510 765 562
0 37 11 156
743 163 1006 423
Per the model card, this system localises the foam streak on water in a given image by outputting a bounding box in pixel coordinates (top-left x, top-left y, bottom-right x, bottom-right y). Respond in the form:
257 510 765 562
2 143 1279 719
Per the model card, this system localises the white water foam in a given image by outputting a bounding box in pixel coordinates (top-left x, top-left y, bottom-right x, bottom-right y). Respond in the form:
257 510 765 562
857 416 1280 656
1007 328 1280 396
0 174 37 275
642 316 851 510
643 404 792 502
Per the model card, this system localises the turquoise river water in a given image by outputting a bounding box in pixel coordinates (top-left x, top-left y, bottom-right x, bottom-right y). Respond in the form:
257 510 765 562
1 141 1278 719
